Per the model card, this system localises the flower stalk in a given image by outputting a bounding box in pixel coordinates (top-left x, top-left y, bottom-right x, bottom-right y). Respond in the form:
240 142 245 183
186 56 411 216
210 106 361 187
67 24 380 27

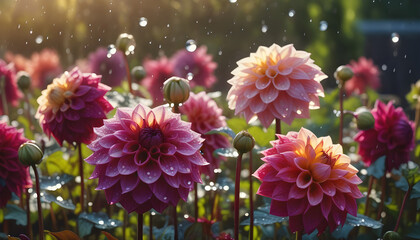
249 150 254 240
394 184 413 232
234 153 242 240
275 118 281 135
149 211 153 240
78 143 85 213
26 188 32 239
138 213 143 240
33 165 44 240
364 176 374 216
123 54 134 95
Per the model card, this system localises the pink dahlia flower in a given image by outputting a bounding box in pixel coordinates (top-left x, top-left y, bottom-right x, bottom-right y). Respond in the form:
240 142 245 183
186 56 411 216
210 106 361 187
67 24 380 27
354 100 414 172
142 56 174 105
85 104 208 214
87 47 126 87
180 91 230 177
0 121 32 208
227 44 326 128
35 68 113 145
254 128 363 235
0 59 21 115
172 46 217 89
345 57 380 95
29 49 63 89
4 52 31 72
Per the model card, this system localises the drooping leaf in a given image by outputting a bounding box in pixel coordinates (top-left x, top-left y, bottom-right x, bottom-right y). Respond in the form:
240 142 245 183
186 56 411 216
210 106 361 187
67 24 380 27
213 148 238 158
77 218 94 238
346 214 382 229
46 230 81 240
205 127 236 139
410 181 420 199
79 212 122 230
331 224 355 239
302 230 318 240
394 176 409 192
366 156 385 179
406 223 420 238
40 174 74 191
41 192 76 210
4 204 26 226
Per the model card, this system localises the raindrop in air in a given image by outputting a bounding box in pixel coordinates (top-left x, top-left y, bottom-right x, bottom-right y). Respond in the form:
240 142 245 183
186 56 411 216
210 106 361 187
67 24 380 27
187 72 194 80
261 25 268 33
35 35 43 44
229 0 237 3
320 21 328 31
391 32 399 43
288 9 295 17
107 44 117 58
381 64 387 71
139 17 148 27
185 39 197 52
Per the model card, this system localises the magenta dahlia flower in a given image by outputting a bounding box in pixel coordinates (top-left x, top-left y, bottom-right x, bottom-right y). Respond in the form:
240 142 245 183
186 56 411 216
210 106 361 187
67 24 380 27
253 128 363 235
354 100 414 172
227 44 327 128
85 104 208 214
345 57 380 95
0 59 21 115
0 121 32 208
35 67 113 145
180 91 230 177
172 46 217 89
29 49 63 89
87 47 126 87
142 56 174 105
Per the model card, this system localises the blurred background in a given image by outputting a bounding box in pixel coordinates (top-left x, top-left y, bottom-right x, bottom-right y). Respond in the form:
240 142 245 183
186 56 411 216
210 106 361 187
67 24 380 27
0 0 420 104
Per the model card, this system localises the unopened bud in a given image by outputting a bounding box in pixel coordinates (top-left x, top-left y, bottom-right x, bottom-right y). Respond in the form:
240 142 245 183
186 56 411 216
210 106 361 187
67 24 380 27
17 71 31 91
116 33 136 55
383 231 401 240
334 65 354 83
131 66 146 82
163 76 190 105
233 131 255 154
18 141 43 166
355 110 375 130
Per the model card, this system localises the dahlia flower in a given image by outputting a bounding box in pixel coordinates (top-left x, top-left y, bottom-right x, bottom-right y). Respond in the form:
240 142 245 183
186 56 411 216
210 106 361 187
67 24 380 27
5 51 31 72
354 100 414 172
0 121 32 208
85 104 208 214
180 91 230 177
142 56 174 105
345 57 380 95
0 59 21 115
172 46 217 89
30 49 63 89
227 44 326 128
36 68 113 145
87 47 126 87
253 128 363 234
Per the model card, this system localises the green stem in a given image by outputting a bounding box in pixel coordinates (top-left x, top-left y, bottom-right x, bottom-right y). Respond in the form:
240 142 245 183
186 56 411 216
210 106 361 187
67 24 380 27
172 104 180 114
295 231 302 240
234 154 243 240
123 54 133 95
275 118 281 136
78 143 85 213
33 165 44 240
394 184 413 232
364 176 374 216
249 150 254 240
377 175 387 220
26 188 32 239
138 213 143 240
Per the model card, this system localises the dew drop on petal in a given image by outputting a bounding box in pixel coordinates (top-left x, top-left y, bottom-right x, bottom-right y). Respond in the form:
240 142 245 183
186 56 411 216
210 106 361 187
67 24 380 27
185 39 197 52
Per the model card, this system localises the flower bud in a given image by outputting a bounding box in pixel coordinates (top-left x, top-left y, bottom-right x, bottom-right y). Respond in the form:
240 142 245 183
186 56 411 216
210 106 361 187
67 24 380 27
17 71 31 91
383 231 401 240
116 33 136 55
355 110 375 130
18 141 43 166
131 66 146 82
163 76 190 105
334 65 354 83
233 131 255 154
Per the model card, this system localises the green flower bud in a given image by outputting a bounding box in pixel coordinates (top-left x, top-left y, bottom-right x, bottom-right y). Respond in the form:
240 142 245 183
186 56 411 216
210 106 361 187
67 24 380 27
116 33 136 55
131 66 146 82
18 141 43 166
334 65 354 83
163 76 190 105
355 110 375 130
233 131 255 154
17 71 31 91
383 231 401 240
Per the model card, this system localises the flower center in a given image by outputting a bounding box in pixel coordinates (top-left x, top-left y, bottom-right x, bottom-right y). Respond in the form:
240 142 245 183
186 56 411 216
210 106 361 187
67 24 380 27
138 127 164 149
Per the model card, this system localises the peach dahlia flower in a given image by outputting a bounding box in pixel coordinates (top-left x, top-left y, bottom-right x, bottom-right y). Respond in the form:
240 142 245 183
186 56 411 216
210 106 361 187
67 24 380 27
227 44 326 127
253 128 363 235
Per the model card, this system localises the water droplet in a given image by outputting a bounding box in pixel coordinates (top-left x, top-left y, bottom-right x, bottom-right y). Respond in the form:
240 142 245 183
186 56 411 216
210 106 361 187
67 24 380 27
56 196 63 201
185 39 197 52
381 64 387 71
187 181 191 185
319 21 328 31
218 50 222 55
170 167 174 171
163 196 167 200
229 0 237 2
17 24 20 29
139 17 148 27
296 110 302 115
391 32 399 43
107 44 117 58
288 9 295 17
261 25 268 33
98 220 104 225
187 72 194 80
29 30 33 34
146 171 151 175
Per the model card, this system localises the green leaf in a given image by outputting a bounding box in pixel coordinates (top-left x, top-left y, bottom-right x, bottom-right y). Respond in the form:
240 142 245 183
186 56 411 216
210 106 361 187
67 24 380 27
41 192 76 210
77 218 93 238
213 148 238 158
366 156 385 179
410 181 420 199
240 204 287 226
395 176 409 192
227 118 248 134
40 174 74 191
79 212 122 230
46 230 81 240
247 126 275 147
331 224 355 239
406 222 420 238
205 127 236 139
346 213 383 229
4 204 27 226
